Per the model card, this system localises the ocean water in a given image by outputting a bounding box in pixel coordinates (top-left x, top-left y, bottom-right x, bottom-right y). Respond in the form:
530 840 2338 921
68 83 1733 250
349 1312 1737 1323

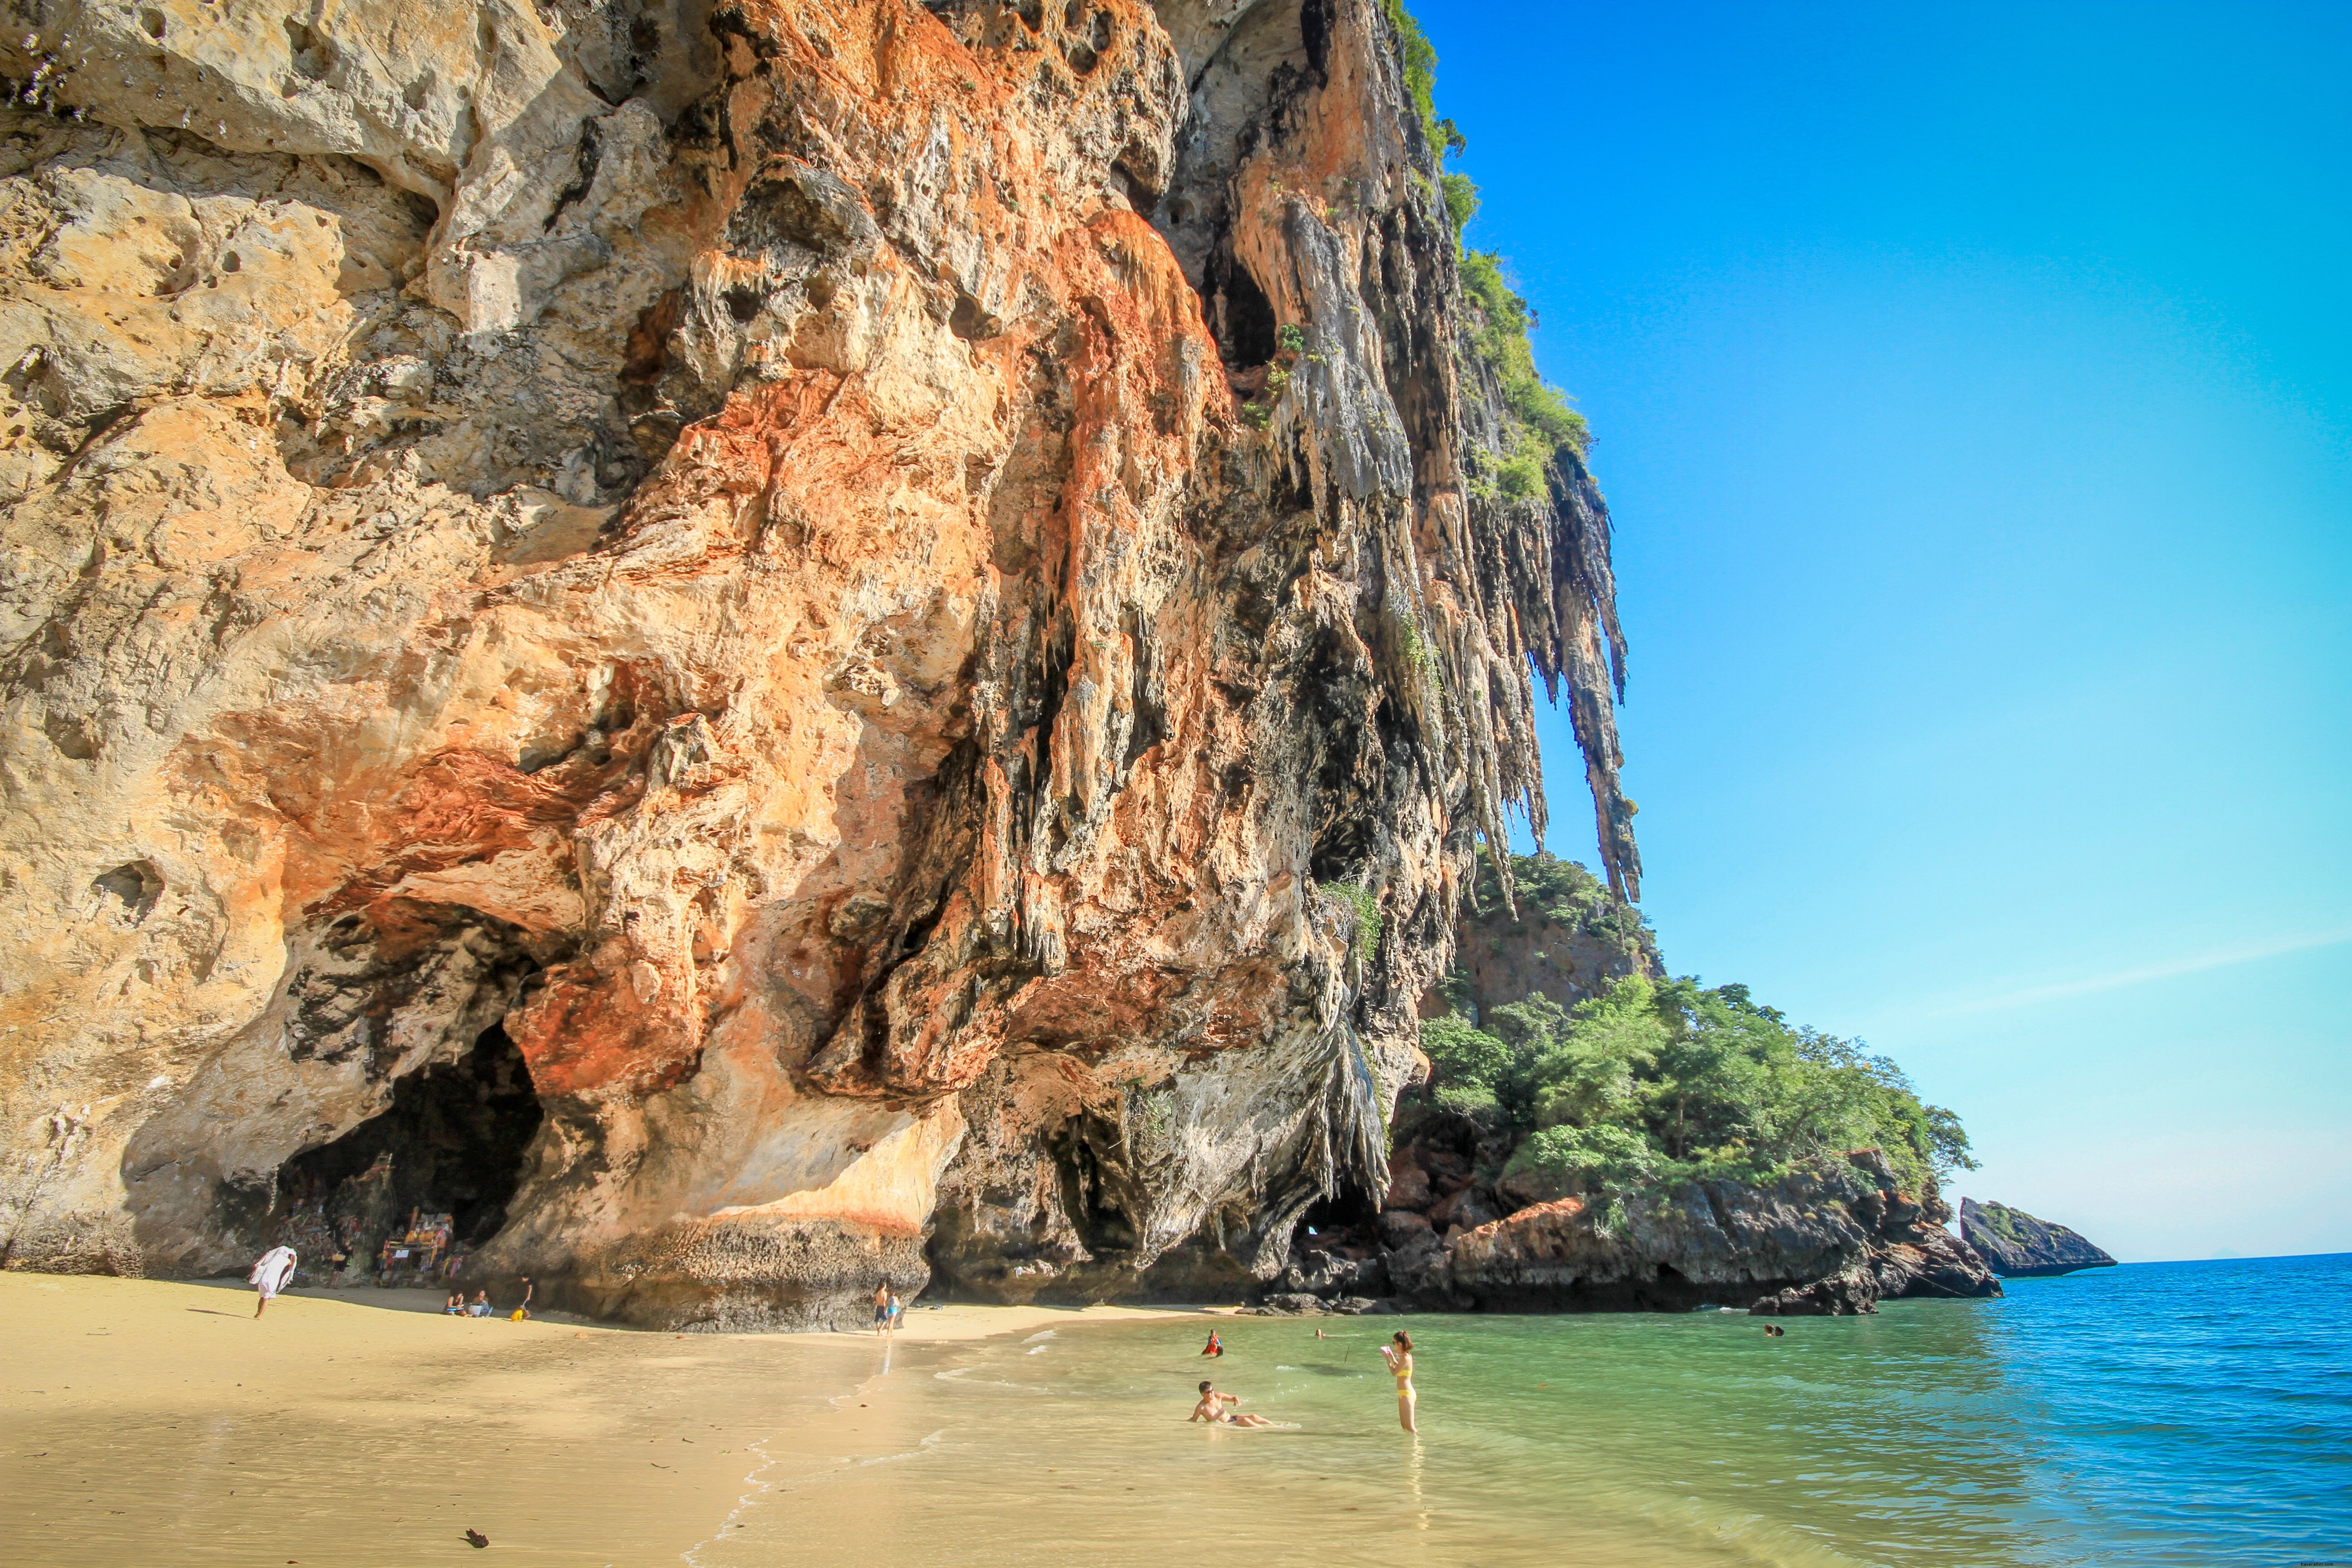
710 1254 2352 1568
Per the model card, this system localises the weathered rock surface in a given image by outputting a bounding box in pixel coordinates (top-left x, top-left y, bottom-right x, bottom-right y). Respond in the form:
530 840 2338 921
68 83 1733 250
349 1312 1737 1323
0 0 1637 1328
1960 1197 2116 1278
1360 1138 1999 1315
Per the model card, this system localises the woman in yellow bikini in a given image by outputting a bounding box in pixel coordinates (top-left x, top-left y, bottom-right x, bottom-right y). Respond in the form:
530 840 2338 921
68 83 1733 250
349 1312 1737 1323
1379 1330 1417 1433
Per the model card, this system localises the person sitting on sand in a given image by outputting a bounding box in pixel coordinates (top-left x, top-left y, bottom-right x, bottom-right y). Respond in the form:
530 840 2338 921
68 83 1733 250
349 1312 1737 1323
1201 1329 1223 1357
469 1289 492 1318
1191 1381 1273 1427
444 1290 466 1316
247 1245 297 1318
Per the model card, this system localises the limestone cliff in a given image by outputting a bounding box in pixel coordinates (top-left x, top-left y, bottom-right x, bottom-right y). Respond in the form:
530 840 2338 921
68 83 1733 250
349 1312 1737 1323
1422 848 1658 1029
0 0 1637 1327
1960 1197 2116 1278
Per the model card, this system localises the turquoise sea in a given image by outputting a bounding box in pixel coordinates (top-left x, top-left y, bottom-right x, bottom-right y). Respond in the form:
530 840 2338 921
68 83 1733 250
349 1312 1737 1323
716 1253 2352 1568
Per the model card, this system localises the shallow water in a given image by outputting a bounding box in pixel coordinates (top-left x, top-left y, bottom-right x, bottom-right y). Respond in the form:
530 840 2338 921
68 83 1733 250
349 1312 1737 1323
718 1254 2352 1568
7 1257 2347 1565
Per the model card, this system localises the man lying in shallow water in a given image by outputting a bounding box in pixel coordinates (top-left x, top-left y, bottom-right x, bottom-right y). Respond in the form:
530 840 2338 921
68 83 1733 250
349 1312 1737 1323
1191 1381 1275 1427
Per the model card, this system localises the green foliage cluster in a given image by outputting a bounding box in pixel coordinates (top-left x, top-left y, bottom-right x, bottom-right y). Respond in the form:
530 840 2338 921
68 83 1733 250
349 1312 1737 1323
1126 1083 1177 1148
1372 5 1591 503
1419 974 1977 1199
1327 881 1382 958
1439 171 1480 238
1240 324 1311 431
1395 607 1439 681
1377 0 1443 154
1470 848 1653 951
1458 250 1592 498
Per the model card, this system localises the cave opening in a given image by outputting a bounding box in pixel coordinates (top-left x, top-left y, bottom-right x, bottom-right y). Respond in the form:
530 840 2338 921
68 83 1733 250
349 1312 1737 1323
1294 1181 1382 1243
1210 253 1279 369
272 1023 544 1273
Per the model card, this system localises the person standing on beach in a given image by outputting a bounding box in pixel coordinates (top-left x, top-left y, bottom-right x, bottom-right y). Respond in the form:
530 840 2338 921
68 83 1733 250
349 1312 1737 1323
1379 1330 1417 1434
872 1281 892 1336
248 1245 296 1318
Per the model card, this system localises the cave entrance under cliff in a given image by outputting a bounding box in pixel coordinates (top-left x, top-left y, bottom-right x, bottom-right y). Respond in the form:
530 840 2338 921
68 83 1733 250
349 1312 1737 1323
273 1023 544 1268
1292 1182 1383 1253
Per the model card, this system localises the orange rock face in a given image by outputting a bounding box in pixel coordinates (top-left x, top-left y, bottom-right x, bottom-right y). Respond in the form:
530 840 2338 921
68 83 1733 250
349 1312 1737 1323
0 0 1635 1326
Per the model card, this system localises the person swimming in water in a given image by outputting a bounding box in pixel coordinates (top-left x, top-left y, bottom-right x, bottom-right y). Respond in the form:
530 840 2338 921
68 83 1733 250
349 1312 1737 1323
1379 1330 1417 1433
1201 1329 1223 1357
1191 1380 1273 1427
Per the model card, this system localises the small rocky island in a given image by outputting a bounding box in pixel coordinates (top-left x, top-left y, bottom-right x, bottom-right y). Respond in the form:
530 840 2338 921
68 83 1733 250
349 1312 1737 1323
1959 1199 2117 1277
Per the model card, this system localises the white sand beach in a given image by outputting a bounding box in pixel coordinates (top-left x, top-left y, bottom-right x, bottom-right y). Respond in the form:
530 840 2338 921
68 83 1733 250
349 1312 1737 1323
0 1271 1208 1566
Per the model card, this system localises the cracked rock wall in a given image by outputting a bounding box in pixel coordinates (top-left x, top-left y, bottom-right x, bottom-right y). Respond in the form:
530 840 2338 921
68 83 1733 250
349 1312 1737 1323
0 0 1637 1327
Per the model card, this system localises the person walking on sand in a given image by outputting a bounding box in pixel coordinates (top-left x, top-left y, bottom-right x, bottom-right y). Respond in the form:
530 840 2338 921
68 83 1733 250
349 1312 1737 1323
248 1245 296 1318
872 1281 892 1336
1379 1330 1417 1434
1191 1380 1274 1427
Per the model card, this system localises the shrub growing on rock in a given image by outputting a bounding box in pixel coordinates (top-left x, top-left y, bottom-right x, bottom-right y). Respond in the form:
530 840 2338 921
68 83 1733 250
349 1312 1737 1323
1416 957 1976 1200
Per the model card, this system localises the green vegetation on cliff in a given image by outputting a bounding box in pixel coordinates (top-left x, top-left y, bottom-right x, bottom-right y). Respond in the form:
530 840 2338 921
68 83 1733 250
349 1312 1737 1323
1420 858 1975 1198
1375 1 1592 501
1463 848 1653 955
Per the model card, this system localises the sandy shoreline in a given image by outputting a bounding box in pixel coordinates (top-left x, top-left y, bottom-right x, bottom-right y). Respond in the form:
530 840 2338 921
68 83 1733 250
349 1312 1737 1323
174 1272 1230 1340
0 1271 1214 1566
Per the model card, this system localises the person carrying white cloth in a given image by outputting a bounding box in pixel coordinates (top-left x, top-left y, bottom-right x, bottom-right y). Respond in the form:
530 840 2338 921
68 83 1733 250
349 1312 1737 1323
248 1245 297 1318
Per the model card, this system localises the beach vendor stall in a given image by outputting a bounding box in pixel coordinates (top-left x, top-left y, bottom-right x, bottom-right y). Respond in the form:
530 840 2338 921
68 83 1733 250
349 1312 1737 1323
377 1210 454 1281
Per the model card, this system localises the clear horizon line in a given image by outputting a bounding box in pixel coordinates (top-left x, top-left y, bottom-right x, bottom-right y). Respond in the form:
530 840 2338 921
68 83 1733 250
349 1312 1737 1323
1881 927 2352 1024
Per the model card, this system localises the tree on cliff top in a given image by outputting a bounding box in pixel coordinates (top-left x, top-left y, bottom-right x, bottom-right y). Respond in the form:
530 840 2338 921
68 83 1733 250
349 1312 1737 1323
1421 973 1977 1198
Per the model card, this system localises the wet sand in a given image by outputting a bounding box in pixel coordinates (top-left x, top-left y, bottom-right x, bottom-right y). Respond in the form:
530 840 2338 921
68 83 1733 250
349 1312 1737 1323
0 1272 1203 1566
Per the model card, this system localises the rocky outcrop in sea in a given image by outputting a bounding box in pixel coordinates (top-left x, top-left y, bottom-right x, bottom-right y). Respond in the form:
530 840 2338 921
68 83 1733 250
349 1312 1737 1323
1960 1198 2117 1278
1342 1118 1998 1316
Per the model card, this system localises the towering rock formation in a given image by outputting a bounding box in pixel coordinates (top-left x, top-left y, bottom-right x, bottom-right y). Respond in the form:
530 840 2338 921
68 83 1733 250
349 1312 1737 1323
0 0 1636 1327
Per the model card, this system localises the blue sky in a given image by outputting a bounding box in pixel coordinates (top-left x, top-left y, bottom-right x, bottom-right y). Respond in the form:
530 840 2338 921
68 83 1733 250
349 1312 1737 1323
1418 1 2352 1261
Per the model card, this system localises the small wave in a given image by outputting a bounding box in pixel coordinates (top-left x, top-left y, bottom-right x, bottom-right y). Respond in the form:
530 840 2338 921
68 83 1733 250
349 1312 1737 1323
844 1428 948 1469
1022 1330 1057 1343
677 1435 778 1567
1027 1345 1050 1354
